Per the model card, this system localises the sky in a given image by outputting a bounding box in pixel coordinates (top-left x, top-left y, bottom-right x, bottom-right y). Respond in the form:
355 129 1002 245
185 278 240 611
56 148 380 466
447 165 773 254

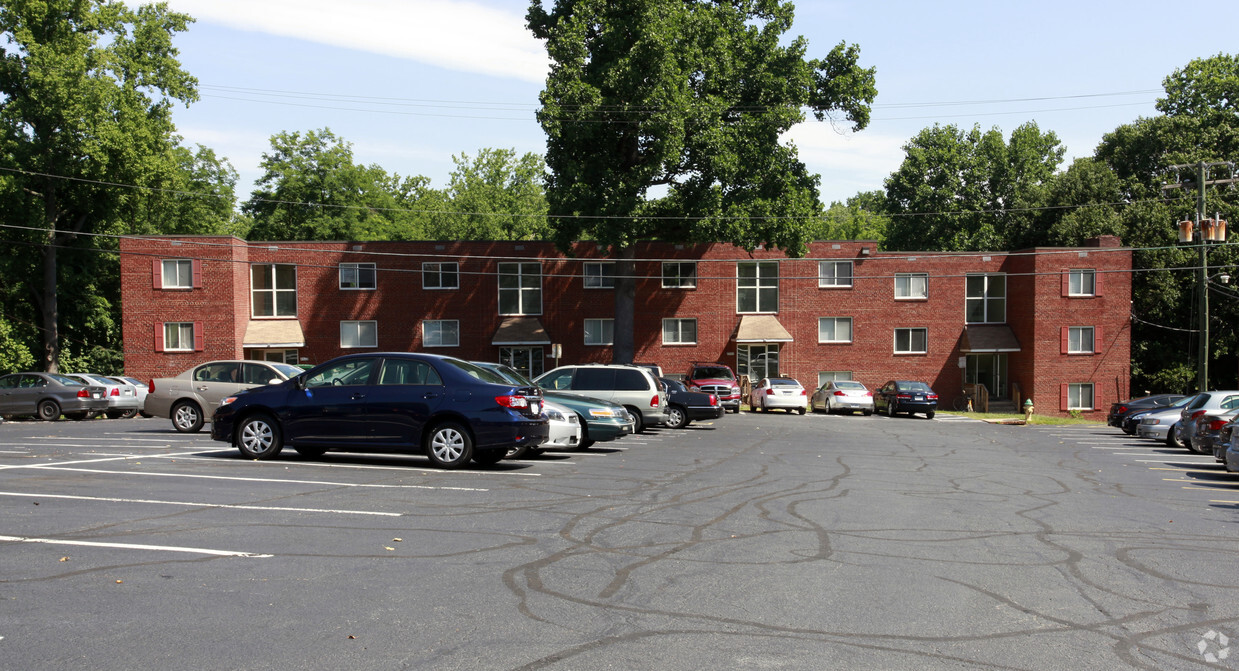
159 0 1239 208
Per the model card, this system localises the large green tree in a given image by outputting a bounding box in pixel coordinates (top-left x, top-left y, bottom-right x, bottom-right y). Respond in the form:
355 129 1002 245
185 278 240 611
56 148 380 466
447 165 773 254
0 0 198 372
528 0 877 362
431 148 549 240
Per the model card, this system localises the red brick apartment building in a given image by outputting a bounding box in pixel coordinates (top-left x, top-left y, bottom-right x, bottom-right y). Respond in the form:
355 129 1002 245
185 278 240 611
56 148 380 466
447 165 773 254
119 235 1132 417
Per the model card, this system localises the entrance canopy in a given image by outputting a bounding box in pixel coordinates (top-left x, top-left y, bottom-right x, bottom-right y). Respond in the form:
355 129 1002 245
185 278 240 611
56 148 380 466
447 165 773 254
243 320 305 348
491 317 551 345
961 325 1021 353
734 315 793 343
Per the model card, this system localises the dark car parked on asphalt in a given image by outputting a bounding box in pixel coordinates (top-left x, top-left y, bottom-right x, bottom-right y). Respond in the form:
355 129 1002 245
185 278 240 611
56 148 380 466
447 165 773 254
659 377 724 429
0 372 110 421
210 353 549 469
874 380 938 419
1107 394 1185 430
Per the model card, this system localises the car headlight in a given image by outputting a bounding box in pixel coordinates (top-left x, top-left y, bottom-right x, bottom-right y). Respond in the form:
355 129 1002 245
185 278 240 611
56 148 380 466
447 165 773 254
589 408 618 418
546 409 565 421
220 396 237 406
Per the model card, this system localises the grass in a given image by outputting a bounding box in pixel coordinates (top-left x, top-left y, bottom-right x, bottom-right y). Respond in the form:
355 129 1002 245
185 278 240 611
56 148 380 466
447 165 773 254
940 410 1104 426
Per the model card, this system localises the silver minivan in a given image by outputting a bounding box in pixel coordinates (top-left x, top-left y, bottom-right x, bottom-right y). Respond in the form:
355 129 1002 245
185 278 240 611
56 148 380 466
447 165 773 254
535 364 668 433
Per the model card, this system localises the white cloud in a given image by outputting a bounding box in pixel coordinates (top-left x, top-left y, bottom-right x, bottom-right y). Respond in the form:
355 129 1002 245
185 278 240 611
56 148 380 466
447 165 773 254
784 122 907 203
165 0 549 82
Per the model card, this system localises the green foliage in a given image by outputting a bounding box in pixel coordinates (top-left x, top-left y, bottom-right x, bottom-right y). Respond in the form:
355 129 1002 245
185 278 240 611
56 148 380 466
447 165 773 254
812 191 888 243
0 318 35 372
432 149 550 240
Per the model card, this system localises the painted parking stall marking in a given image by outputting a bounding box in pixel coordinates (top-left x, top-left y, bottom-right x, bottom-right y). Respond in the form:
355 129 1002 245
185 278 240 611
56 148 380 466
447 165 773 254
0 491 402 517
0 535 271 558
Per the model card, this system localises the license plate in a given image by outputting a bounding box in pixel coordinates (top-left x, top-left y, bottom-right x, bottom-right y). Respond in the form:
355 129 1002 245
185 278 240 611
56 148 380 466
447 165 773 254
92 393 101 398
915 395 924 401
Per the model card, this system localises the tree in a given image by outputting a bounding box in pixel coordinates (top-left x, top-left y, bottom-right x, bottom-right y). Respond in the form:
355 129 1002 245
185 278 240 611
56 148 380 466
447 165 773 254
131 144 241 236
882 122 1064 252
433 149 549 240
0 0 198 372
527 0 877 362
810 191 889 243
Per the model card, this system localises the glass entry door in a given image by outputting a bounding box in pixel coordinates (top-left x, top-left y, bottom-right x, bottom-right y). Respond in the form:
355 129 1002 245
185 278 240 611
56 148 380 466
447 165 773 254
738 344 780 380
965 354 1007 399
500 346 544 380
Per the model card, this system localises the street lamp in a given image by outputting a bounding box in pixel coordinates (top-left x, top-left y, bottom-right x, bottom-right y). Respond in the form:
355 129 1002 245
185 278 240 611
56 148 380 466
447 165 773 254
1177 215 1229 390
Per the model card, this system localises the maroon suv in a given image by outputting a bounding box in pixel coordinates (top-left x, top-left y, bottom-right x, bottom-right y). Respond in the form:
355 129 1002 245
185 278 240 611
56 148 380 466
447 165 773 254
686 363 742 413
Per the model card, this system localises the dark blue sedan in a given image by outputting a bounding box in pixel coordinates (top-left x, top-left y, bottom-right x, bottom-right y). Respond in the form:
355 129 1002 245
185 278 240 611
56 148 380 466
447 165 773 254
210 353 549 469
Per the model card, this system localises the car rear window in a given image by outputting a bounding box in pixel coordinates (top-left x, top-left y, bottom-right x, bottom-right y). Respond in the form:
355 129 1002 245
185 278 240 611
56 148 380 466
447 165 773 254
900 382 931 392
835 381 865 390
615 369 649 391
770 378 800 387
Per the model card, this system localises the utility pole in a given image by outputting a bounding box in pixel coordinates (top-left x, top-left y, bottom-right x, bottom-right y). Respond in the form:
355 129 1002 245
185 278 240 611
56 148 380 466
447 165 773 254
1164 161 1237 391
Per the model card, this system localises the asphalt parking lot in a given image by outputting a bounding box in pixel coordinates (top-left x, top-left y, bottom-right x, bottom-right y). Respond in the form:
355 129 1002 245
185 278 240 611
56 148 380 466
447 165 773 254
2 411 1238 670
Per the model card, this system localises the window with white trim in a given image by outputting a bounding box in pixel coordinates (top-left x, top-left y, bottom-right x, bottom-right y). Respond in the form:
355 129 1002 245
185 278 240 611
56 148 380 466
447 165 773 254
817 371 853 387
340 320 377 348
498 262 541 315
737 261 778 313
818 317 853 343
818 261 853 288
965 273 1006 323
662 262 697 288
423 320 459 347
252 264 297 317
1069 269 1096 296
163 322 195 351
339 263 376 290
894 273 928 299
1067 383 1094 410
584 262 615 289
162 259 193 289
1068 326 1095 354
894 327 928 354
584 318 614 345
662 318 697 345
423 262 459 290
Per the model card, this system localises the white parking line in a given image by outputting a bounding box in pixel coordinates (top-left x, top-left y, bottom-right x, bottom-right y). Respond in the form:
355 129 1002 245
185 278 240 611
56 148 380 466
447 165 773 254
130 452 545 477
9 465 490 491
0 534 271 558
0 491 401 516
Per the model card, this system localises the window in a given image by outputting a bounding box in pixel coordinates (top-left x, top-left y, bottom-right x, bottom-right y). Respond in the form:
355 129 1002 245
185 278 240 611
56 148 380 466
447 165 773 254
1066 326 1095 354
584 318 614 345
423 320 459 347
423 262 459 290
584 262 615 289
498 262 541 315
339 263 376 290
249 349 299 365
378 359 442 386
818 317 853 343
737 261 779 313
161 259 195 289
662 262 697 288
894 273 928 300
1067 383 1094 410
818 261 853 288
340 320 377 348
306 358 375 388
163 322 196 352
738 344 779 379
894 327 928 354
817 371 853 387
500 346 543 379
252 264 297 317
965 274 1006 323
1068 269 1096 297
662 318 697 345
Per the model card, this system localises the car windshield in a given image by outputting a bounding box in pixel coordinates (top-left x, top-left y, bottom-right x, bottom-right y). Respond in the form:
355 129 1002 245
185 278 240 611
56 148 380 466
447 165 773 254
694 366 734 380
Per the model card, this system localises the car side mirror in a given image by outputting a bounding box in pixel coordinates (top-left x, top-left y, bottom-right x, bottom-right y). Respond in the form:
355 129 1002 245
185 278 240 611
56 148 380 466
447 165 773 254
268 378 281 385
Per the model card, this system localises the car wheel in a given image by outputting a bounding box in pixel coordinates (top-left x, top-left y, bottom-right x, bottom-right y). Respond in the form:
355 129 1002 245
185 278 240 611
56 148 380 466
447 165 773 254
120 409 138 419
626 407 645 433
665 405 688 429
293 445 327 458
926 411 935 419
426 422 473 469
236 414 283 460
797 407 806 415
172 401 204 433
37 400 60 421
887 401 897 417
1166 423 1184 448
472 449 505 466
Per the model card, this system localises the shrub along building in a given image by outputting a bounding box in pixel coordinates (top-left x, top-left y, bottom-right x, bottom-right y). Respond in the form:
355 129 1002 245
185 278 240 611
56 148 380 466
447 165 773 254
119 235 1131 417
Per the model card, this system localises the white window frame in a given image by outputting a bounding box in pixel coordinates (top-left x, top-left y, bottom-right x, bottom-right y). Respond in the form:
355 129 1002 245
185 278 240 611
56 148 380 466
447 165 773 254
251 264 298 318
662 318 697 345
1068 326 1095 354
423 320 460 348
1069 269 1096 297
965 273 1007 324
737 261 779 313
817 371 853 387
340 320 377 348
162 259 193 289
894 327 928 354
498 262 542 316
423 262 459 290
818 317 853 343
583 262 615 289
1068 383 1094 410
339 262 377 290
583 318 614 346
662 261 698 289
818 261 853 288
163 322 194 352
894 273 928 300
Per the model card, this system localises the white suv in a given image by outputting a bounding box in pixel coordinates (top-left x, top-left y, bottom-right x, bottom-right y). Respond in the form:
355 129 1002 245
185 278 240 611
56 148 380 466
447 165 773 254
536 364 668 433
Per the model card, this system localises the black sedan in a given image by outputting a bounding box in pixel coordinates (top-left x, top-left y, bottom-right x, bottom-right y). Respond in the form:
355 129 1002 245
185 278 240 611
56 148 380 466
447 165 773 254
210 353 549 469
0 372 109 421
1107 394 1185 429
874 380 938 419
659 377 725 429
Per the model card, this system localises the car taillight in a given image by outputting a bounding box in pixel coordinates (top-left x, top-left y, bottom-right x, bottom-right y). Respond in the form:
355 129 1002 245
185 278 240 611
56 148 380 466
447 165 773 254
109 387 119 397
864 391 873 397
1191 410 1208 419
709 394 718 406
766 388 775 395
77 388 89 398
799 389 807 396
1117 405 1128 414
927 393 938 400
495 394 529 409
148 379 155 393
1208 419 1228 431
897 393 913 399
649 394 659 408
833 390 846 396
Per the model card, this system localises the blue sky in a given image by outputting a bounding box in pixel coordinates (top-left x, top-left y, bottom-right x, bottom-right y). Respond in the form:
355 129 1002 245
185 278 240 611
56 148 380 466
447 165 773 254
161 0 1239 207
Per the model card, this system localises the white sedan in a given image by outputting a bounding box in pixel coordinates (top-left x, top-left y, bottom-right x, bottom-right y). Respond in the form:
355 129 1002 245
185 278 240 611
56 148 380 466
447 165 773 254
751 377 807 414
